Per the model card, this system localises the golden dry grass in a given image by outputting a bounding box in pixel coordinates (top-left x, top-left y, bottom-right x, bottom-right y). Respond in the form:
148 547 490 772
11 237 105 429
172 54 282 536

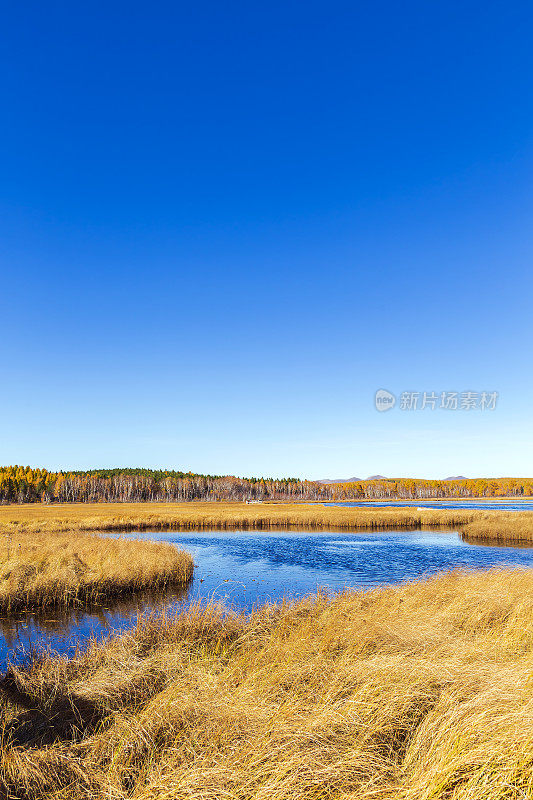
1 500 533 543
0 533 193 613
461 511 533 543
1 568 533 799
0 500 488 534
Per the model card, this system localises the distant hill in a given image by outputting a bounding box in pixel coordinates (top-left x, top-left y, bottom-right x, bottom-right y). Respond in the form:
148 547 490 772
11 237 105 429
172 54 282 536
317 476 394 484
320 475 474 484
317 477 362 484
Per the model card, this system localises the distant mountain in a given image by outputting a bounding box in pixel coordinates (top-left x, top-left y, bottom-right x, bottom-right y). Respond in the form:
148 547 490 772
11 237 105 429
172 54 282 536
317 477 362 484
317 476 393 484
318 475 393 484
319 474 474 484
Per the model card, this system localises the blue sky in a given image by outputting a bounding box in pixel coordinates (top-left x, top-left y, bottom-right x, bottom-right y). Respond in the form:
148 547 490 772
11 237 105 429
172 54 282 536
1 0 532 479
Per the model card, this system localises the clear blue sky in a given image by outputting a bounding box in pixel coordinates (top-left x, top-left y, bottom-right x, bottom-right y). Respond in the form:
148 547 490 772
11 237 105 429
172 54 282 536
1 1 532 479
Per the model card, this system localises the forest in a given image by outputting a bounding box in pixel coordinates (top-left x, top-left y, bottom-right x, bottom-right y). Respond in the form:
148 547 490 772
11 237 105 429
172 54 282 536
0 466 531 504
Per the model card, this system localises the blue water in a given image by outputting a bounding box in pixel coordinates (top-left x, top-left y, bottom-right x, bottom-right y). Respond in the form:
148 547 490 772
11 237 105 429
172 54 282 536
324 501 533 510
2 528 533 670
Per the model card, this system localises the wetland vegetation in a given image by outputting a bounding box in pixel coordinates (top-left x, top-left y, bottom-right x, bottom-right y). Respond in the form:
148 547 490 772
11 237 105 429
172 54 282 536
0 532 193 613
1 569 533 799
1 500 533 544
0 501 532 798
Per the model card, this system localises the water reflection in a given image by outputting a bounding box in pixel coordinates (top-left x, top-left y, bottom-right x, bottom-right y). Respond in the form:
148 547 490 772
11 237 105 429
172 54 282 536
1 529 533 672
0 583 190 670
459 534 533 549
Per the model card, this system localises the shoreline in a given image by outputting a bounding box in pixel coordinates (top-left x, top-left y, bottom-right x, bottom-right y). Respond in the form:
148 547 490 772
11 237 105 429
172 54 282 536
0 501 532 542
0 532 193 614
1 568 532 799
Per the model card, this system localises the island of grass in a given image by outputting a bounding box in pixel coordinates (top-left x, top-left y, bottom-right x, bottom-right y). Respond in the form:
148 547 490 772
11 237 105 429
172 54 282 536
1 568 532 799
0 532 193 613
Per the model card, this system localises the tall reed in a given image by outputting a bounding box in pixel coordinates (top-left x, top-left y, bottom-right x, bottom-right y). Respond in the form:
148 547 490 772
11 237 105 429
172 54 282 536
461 511 533 542
1 568 533 798
0 532 193 612
1 501 532 543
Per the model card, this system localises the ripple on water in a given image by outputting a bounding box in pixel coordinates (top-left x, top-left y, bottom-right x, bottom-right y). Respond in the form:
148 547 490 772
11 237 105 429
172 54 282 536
1 528 533 671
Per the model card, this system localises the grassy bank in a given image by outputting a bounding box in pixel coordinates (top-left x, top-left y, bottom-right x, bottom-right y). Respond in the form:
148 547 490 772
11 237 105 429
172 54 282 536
461 511 533 543
0 500 490 533
1 500 533 542
0 533 193 613
0 568 532 799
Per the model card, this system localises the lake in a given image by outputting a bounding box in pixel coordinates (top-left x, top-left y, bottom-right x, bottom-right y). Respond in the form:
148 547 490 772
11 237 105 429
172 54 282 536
2 528 533 671
324 500 533 510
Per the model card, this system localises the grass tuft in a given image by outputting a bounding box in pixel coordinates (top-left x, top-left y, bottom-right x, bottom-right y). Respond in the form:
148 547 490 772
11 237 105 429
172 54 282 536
0 570 532 797
461 511 533 543
0 533 193 612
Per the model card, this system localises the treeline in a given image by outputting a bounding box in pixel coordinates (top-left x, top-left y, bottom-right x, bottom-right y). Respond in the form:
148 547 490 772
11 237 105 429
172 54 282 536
0 466 309 504
0 466 532 504
331 477 533 499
